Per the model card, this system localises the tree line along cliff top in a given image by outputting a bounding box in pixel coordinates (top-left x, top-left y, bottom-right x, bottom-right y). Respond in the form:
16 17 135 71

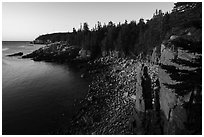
34 2 202 59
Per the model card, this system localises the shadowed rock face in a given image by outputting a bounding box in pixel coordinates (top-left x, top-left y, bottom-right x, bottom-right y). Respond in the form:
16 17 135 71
141 66 153 111
157 29 202 134
130 26 201 135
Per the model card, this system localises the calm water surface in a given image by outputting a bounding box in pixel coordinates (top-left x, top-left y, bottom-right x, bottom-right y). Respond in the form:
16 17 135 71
2 41 89 134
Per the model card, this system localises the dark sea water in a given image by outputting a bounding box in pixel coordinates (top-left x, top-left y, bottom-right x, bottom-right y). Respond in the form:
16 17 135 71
2 41 89 135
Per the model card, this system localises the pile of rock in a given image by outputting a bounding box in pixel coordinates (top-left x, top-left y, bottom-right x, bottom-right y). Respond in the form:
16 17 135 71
67 53 162 134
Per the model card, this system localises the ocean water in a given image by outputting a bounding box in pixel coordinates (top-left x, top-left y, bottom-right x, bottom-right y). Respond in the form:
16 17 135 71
2 41 89 135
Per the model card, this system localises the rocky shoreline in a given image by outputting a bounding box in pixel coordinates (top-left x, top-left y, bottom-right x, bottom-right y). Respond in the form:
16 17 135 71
65 35 201 134
22 42 158 134
22 42 81 62
21 27 202 135
64 55 162 135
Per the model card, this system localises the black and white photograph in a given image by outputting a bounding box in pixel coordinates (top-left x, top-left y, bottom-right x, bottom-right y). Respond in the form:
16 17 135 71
2 1 202 135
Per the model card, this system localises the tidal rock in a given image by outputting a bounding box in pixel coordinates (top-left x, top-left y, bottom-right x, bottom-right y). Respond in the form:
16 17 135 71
7 52 23 57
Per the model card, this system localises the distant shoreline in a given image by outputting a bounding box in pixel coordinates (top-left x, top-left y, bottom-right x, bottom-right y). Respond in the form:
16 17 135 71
2 41 31 42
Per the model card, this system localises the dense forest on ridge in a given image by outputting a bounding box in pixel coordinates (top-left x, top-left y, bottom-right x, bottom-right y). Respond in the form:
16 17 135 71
34 2 201 59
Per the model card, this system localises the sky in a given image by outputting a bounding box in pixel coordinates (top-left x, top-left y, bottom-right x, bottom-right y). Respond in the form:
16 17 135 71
2 2 174 41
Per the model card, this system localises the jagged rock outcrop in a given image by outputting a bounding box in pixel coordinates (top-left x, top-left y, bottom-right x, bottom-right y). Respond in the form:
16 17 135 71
157 27 202 134
22 42 80 62
131 26 201 135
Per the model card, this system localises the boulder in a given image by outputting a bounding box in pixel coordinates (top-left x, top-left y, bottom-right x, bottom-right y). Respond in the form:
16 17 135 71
79 48 91 58
170 35 179 41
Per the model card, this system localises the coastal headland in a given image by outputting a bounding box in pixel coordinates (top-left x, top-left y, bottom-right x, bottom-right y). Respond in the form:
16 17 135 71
19 2 202 135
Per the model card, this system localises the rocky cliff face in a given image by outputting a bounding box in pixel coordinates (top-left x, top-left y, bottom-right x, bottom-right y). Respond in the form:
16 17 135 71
159 27 201 134
133 26 202 134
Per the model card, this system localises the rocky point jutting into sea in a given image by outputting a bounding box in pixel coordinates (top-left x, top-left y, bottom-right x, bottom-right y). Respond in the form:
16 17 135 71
20 2 201 135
